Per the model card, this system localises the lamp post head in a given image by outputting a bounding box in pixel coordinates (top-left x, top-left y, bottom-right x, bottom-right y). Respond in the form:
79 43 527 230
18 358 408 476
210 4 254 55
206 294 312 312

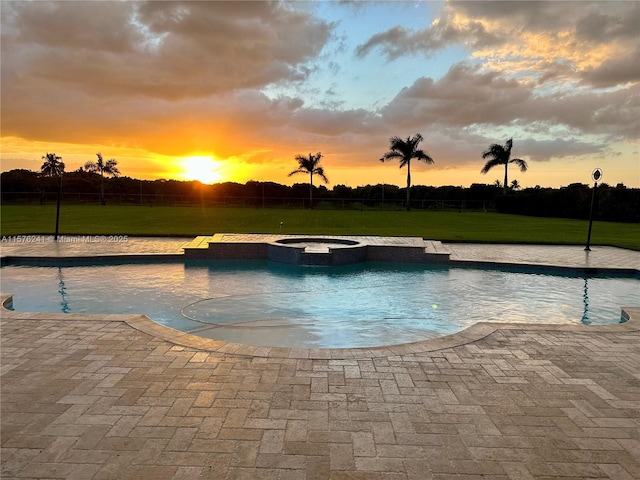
592 168 603 184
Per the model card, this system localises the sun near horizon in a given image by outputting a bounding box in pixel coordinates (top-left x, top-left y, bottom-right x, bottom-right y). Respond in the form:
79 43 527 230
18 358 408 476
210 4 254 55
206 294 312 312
1 2 639 189
178 155 223 185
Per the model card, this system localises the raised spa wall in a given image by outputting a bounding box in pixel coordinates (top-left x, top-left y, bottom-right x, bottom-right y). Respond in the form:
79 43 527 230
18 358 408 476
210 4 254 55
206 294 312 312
268 238 367 266
183 235 450 266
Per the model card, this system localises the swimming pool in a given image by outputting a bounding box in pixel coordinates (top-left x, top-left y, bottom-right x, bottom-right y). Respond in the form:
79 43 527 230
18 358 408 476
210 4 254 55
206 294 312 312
1 260 638 348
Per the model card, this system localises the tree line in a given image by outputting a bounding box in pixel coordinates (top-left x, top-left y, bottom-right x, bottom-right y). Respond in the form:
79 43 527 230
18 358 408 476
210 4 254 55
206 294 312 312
2 166 637 222
7 135 525 212
1 137 638 222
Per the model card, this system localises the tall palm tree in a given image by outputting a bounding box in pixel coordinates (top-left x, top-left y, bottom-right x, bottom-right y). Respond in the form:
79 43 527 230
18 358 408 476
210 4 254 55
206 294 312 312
288 152 328 208
380 133 434 211
480 138 527 194
40 153 65 241
84 152 120 205
41 152 65 177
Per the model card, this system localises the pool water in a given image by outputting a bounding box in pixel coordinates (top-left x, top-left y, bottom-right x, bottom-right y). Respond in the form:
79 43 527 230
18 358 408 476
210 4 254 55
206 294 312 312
1 260 638 348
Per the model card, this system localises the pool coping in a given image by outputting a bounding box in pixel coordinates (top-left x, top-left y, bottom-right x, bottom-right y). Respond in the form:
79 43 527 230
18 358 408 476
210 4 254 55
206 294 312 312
2 296 638 361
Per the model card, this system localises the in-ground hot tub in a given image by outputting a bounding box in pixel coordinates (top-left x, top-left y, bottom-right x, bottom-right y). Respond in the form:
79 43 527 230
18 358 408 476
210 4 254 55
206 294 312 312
183 233 451 264
268 237 366 265
274 237 360 249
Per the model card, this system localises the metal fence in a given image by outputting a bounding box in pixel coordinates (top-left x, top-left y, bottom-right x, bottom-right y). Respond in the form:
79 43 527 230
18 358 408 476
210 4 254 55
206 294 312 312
1 191 494 211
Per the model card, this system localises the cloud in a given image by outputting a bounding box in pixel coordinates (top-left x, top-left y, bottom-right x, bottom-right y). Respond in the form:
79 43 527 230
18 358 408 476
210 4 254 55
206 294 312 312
380 63 532 128
517 138 608 163
524 86 640 140
575 6 640 42
355 13 500 60
292 108 381 136
356 1 639 89
359 61 637 177
1 1 332 101
1 1 637 187
452 0 581 31
0 0 335 159
578 48 640 88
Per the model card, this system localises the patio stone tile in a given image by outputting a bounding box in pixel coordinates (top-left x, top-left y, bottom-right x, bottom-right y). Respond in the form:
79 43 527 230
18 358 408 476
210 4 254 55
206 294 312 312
2 239 639 478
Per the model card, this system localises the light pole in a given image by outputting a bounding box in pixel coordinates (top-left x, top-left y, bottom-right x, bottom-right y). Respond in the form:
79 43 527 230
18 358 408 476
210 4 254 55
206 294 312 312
54 173 62 241
585 168 602 252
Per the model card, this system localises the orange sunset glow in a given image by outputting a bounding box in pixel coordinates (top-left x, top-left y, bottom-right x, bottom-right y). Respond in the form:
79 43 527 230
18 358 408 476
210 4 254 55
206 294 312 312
1 1 638 188
179 156 223 184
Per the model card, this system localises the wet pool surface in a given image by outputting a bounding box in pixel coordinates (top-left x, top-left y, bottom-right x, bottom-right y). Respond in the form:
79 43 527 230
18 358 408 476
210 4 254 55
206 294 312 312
2 260 637 348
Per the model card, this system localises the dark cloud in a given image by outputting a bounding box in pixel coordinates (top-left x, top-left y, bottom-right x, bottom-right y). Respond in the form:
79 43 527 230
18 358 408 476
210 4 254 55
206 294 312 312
1 1 332 101
451 0 582 31
4 1 140 53
579 48 640 88
524 86 640 140
355 13 500 60
377 62 638 143
380 63 531 128
575 5 640 42
517 138 608 163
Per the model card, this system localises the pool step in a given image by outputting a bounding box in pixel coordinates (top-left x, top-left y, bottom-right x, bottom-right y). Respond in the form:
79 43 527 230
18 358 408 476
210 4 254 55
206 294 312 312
304 246 331 253
424 240 451 254
423 241 451 262
183 235 214 249
183 235 216 259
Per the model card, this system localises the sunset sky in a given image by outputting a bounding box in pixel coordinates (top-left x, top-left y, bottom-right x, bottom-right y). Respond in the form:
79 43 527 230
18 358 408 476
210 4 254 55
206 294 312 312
1 1 639 188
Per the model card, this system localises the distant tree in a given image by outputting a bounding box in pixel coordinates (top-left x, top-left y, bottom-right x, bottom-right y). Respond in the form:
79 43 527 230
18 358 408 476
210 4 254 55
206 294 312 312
41 152 65 177
288 152 328 208
0 169 40 199
84 152 120 205
332 184 353 200
510 179 521 191
481 138 527 194
380 133 434 211
40 153 65 241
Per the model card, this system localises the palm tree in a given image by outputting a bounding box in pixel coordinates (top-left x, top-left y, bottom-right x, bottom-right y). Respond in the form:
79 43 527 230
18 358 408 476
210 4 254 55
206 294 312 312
40 153 65 241
84 152 120 205
380 133 434 211
480 138 527 194
41 152 65 177
288 152 328 208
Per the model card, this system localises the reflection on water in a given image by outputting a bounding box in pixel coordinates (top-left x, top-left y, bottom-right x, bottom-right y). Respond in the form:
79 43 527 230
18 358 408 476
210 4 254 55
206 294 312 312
57 267 70 314
582 277 590 325
1 260 637 348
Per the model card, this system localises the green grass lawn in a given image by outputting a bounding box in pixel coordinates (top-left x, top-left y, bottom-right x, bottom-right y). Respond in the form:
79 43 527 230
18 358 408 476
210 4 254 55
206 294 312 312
2 204 639 250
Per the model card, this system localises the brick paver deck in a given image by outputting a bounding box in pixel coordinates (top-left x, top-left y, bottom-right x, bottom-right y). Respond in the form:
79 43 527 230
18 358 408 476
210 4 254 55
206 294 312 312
2 238 639 479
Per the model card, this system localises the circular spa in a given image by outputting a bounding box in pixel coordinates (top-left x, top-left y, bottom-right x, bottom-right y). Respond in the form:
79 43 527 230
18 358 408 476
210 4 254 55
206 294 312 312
267 237 366 265
1 260 638 348
275 238 360 248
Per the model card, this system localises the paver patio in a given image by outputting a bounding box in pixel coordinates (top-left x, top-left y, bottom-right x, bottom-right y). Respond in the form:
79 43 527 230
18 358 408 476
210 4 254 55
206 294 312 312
1 238 639 479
